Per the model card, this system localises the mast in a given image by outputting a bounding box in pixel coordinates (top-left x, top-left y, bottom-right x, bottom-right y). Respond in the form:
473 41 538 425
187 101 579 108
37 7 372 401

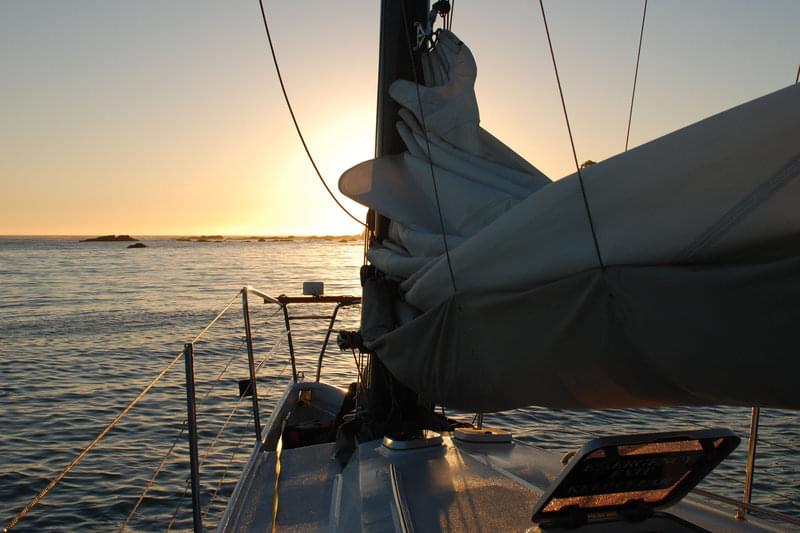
359 0 430 436
373 0 429 238
376 0 428 156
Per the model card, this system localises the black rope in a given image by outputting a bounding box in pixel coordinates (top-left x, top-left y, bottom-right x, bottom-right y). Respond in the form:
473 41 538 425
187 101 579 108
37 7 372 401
399 1 458 294
796 63 799 84
625 0 648 152
538 0 605 270
256 0 367 229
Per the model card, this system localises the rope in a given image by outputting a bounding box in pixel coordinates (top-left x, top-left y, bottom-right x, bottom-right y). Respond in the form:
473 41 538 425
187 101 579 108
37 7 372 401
796 63 799 84
625 0 648 152
399 0 458 294
124 296 267 530
119 420 187 533
202 419 253 524
192 291 244 344
538 0 605 270
255 0 367 229
3 290 245 532
200 334 285 470
166 349 287 532
2 348 187 532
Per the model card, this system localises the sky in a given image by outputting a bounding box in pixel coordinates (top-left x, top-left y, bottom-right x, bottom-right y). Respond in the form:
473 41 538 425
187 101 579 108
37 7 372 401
1 0 798 236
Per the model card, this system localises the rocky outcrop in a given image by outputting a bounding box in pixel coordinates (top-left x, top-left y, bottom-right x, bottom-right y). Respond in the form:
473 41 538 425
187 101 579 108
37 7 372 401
81 235 138 242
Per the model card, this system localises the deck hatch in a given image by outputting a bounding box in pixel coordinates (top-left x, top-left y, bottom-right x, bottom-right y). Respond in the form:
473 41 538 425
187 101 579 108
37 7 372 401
531 428 739 528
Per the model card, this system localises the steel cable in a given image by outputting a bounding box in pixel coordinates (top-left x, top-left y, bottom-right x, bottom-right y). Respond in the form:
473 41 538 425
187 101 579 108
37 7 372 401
202 419 254 525
538 0 605 270
166 349 288 532
118 420 187 533
255 0 366 229
625 0 648 152
119 313 279 532
399 0 458 294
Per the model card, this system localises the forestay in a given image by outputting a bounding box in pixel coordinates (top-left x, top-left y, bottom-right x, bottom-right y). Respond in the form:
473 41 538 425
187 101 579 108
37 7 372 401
339 31 800 410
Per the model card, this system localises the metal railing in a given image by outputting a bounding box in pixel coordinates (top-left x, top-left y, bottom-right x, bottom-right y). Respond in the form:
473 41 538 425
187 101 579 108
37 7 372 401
5 286 796 531
180 287 360 532
2 285 360 533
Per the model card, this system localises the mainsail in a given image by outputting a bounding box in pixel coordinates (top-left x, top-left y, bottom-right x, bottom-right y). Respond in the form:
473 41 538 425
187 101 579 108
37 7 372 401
340 31 800 411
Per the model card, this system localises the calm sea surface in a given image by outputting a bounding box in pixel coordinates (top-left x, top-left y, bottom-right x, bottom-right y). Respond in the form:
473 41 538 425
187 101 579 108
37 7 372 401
0 237 797 531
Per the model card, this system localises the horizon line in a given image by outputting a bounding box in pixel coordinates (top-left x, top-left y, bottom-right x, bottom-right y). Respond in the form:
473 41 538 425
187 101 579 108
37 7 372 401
0 233 364 239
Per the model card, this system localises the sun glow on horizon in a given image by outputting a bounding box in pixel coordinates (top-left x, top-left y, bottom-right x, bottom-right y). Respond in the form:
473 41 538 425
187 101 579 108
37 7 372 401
2 2 799 236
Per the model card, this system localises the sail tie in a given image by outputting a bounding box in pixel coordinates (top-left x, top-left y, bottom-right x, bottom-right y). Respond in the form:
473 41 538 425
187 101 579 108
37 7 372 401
538 0 605 271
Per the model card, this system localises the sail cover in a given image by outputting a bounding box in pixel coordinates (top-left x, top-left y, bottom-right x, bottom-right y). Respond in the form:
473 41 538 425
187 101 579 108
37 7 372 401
340 31 800 411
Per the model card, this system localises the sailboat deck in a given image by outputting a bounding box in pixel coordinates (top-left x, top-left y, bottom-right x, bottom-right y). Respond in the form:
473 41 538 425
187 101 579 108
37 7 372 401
354 437 550 532
221 442 339 532
220 433 791 532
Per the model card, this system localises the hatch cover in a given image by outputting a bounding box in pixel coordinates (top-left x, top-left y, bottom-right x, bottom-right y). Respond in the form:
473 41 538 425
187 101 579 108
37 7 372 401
531 428 739 528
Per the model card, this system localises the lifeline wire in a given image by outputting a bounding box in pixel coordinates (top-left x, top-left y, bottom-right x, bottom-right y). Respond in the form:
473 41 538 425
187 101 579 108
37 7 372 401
167 354 288 532
4 290 241 532
123 319 262 530
625 0 648 152
2 347 187 531
256 0 367 229
538 0 605 270
399 0 458 294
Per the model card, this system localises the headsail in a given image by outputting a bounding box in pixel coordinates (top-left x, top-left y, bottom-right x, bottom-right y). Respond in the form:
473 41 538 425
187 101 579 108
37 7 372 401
341 31 800 410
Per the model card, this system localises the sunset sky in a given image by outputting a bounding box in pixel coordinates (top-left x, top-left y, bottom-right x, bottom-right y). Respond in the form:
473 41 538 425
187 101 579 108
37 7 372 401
1 1 798 236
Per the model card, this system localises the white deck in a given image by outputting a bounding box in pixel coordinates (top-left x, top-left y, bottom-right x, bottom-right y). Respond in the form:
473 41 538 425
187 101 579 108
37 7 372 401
218 383 792 532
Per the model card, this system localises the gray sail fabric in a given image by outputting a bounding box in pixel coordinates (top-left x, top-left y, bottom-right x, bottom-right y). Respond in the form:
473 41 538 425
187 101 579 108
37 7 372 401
372 253 800 411
402 83 800 310
339 29 800 410
338 30 551 278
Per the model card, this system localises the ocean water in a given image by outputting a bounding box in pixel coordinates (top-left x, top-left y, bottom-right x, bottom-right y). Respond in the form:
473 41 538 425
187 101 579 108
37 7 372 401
0 237 797 531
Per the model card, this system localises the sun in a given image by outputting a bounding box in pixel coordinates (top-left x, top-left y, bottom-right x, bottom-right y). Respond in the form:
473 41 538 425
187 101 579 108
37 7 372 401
253 109 374 236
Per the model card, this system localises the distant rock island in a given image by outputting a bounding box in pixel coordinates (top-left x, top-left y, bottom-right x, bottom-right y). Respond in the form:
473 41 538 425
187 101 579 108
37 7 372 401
176 235 224 242
81 235 139 242
174 234 362 243
127 242 147 248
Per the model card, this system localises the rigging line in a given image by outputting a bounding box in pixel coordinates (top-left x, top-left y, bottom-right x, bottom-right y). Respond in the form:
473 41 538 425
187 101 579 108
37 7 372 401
255 0 367 229
399 0 458 294
119 420 188 533
7 289 245 531
200 334 285 469
538 0 605 270
202 419 253 524
166 356 289 532
2 349 186 533
130 339 259 531
796 63 799 84
625 0 648 152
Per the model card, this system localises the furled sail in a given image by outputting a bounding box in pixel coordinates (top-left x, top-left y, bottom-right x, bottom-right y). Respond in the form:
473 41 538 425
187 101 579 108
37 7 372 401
340 30 800 411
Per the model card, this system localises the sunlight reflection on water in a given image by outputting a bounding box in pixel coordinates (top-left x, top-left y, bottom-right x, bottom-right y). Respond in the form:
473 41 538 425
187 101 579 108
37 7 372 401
0 238 797 530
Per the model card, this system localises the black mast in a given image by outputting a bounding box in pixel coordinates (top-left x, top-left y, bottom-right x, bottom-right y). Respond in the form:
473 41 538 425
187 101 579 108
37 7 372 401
376 0 428 155
373 0 429 237
358 0 431 438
